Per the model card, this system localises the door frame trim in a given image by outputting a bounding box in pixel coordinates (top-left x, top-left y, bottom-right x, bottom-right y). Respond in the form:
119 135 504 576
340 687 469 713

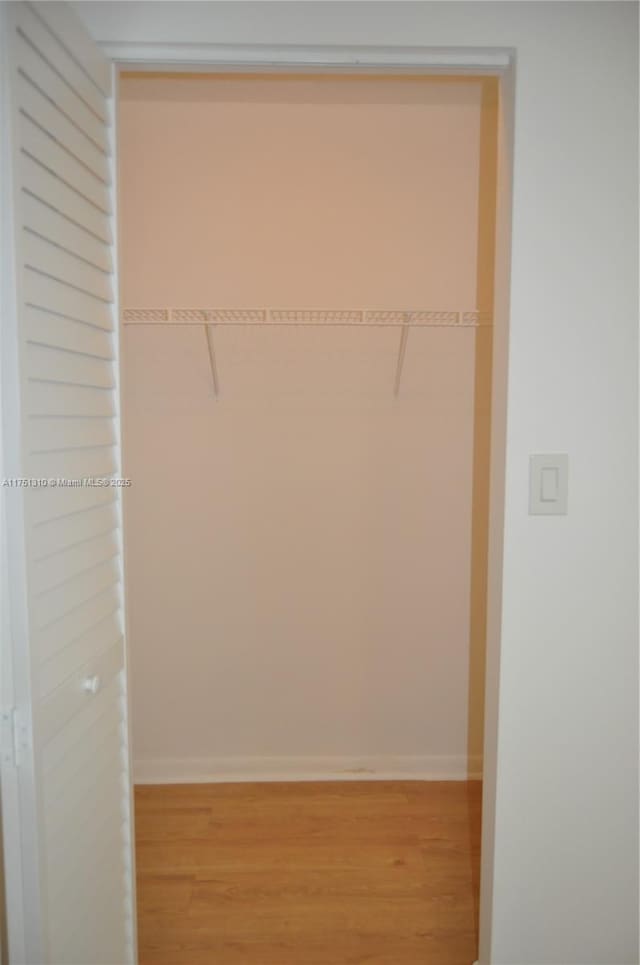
106 41 511 72
111 43 515 965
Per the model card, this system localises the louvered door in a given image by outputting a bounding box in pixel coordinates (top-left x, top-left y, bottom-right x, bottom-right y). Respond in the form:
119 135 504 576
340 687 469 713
0 3 135 963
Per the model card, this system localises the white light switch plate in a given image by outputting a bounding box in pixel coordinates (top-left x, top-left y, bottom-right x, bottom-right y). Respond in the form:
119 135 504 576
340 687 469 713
529 454 568 515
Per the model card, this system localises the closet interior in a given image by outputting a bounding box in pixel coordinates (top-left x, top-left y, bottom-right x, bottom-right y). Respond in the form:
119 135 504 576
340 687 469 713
118 70 498 961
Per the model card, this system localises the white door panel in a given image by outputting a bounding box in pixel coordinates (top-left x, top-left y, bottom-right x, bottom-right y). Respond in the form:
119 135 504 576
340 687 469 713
0 3 135 962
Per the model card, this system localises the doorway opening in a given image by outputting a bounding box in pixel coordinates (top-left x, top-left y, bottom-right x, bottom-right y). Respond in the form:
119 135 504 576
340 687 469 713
117 69 501 964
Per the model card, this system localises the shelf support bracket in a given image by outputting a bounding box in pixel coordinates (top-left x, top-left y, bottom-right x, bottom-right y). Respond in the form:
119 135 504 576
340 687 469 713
204 324 219 398
394 317 410 397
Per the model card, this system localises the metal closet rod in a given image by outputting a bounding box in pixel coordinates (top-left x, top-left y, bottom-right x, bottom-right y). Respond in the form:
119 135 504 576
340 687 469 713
121 308 492 398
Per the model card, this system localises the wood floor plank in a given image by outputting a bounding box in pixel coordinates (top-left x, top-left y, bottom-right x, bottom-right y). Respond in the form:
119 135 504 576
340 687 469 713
135 807 212 842
136 873 193 915
135 780 481 965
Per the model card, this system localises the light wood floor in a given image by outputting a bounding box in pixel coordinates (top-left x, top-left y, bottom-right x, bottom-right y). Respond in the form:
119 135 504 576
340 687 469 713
135 781 482 965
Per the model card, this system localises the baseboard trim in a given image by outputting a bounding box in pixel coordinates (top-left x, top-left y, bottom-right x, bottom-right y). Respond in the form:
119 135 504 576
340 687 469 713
134 754 483 785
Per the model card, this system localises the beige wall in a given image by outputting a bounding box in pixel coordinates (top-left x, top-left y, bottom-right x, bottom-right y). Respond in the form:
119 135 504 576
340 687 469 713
119 74 494 779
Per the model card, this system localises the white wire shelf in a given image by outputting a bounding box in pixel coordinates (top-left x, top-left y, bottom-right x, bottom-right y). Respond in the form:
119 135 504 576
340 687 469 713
121 307 492 399
121 307 492 327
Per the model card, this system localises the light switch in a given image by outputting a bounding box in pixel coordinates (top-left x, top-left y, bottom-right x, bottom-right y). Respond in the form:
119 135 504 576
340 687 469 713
540 466 559 502
529 454 568 515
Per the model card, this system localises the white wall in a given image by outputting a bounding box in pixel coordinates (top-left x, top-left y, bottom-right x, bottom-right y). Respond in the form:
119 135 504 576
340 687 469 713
118 74 491 780
74 4 639 963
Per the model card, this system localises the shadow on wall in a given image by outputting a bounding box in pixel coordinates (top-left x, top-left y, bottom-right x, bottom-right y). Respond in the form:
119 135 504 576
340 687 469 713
468 80 499 770
121 70 496 106
467 76 499 929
